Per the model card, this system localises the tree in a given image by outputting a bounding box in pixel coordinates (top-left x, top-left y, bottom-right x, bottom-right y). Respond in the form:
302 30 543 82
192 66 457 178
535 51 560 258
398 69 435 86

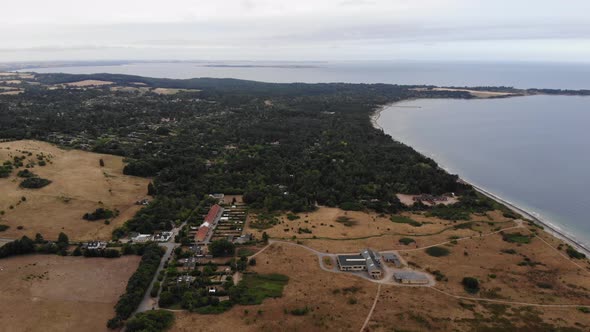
158 291 175 307
208 239 235 257
147 182 156 196
99 159 105 167
125 310 174 332
462 277 480 293
34 233 44 244
57 232 69 246
262 232 269 244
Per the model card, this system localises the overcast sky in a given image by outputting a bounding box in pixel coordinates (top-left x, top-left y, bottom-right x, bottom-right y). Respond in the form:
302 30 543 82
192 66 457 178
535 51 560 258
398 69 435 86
1 0 590 62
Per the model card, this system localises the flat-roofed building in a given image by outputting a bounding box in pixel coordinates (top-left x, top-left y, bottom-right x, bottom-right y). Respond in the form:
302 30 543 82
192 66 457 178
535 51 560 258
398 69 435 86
382 253 402 267
337 248 382 279
393 271 429 285
337 254 367 272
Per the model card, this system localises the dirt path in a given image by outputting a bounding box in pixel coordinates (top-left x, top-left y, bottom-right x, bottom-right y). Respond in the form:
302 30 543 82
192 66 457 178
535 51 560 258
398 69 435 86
393 221 523 253
429 286 590 308
360 284 381 332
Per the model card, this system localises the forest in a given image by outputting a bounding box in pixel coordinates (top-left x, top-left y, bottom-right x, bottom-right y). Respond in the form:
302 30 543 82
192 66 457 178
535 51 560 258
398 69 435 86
1 73 490 235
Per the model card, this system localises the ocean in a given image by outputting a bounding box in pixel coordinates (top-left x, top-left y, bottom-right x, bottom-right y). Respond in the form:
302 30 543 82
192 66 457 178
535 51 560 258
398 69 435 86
376 96 590 248
23 61 590 90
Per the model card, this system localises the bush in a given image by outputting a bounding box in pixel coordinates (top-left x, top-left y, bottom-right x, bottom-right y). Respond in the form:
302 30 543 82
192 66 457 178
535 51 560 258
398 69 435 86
391 215 422 227
290 306 310 316
125 310 174 332
501 232 532 244
462 277 480 293
566 246 586 259
158 291 176 307
0 225 9 232
399 237 416 245
0 236 35 258
209 239 235 257
17 169 36 178
425 246 450 257
83 208 114 221
20 177 52 189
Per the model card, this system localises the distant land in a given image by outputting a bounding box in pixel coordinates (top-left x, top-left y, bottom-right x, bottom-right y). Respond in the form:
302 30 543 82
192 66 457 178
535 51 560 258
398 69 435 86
1 71 590 331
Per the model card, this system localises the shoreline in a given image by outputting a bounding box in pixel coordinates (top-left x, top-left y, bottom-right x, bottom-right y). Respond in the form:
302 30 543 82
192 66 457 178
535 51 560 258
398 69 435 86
372 101 590 258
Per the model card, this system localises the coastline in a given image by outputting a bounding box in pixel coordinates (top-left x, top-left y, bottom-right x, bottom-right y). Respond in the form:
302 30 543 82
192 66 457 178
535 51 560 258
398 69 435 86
372 102 590 258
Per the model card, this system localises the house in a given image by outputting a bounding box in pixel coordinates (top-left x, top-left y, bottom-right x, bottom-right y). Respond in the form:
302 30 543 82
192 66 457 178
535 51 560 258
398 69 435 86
337 254 367 272
204 204 223 224
233 233 253 244
131 234 153 243
153 231 172 242
382 253 402 267
393 271 429 285
195 222 211 243
209 193 225 203
337 248 382 279
84 241 107 250
177 275 196 285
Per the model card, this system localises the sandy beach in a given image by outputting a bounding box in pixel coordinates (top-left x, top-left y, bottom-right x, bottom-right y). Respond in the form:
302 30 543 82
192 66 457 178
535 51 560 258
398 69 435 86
371 103 590 258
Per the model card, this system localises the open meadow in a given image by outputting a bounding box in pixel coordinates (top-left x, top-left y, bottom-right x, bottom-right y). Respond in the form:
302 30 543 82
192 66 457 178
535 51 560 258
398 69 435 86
0 140 150 241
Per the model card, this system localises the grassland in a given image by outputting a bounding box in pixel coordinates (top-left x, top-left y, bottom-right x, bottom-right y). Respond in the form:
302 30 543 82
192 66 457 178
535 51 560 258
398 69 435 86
0 140 150 241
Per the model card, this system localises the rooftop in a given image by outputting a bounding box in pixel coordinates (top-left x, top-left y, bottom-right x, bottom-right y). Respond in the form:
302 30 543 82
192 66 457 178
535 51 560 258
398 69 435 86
393 271 429 281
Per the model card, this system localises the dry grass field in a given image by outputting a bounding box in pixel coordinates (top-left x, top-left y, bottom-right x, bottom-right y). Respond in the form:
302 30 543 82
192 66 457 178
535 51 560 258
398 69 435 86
245 207 517 252
0 254 140 332
210 206 590 331
172 243 378 332
0 140 150 241
64 80 114 87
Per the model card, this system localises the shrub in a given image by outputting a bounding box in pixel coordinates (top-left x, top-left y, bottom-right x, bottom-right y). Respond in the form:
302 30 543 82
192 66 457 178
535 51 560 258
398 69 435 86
399 237 416 245
125 310 174 332
566 246 586 259
391 215 422 227
83 208 115 221
462 277 480 293
209 239 235 257
425 246 450 257
335 216 357 227
286 213 300 221
20 177 52 189
17 169 36 178
0 225 9 232
501 232 531 244
290 306 310 316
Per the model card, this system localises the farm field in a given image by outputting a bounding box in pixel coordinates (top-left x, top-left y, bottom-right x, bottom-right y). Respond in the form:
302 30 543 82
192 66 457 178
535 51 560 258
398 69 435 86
0 254 140 332
0 140 150 241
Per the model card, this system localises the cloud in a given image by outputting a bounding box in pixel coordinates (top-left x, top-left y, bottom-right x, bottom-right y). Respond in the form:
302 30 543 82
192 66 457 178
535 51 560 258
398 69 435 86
0 1 589 62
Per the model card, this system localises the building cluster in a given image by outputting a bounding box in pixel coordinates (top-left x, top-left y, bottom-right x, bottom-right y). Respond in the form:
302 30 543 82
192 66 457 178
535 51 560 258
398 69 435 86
82 241 108 250
130 231 172 243
337 248 383 279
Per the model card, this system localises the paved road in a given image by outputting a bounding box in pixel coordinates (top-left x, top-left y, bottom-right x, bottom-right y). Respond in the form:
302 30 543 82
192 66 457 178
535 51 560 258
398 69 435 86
135 242 176 313
133 211 193 314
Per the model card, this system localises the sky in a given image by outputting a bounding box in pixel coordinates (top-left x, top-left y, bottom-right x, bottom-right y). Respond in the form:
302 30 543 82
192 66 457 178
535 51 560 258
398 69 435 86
1 0 590 63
